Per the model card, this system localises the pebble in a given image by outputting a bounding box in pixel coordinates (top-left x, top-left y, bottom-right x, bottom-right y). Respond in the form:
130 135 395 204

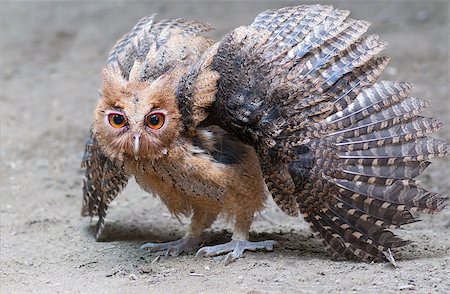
399 284 416 291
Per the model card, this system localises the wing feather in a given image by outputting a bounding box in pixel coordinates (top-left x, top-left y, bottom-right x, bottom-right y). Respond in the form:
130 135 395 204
177 5 449 262
81 129 129 239
107 16 214 81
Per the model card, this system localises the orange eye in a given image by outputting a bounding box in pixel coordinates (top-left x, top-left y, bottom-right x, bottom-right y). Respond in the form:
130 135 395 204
145 113 165 129
108 113 127 128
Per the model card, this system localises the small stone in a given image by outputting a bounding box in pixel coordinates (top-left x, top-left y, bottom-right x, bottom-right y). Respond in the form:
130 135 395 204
139 265 153 274
399 285 416 291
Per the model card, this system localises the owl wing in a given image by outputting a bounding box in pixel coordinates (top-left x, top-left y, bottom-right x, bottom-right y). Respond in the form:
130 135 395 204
81 129 129 239
106 14 214 82
176 5 449 261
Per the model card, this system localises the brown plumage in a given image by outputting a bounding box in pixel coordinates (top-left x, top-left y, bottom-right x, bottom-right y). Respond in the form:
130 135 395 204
82 5 449 264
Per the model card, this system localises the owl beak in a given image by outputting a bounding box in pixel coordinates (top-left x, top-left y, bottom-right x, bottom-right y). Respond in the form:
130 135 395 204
132 134 140 159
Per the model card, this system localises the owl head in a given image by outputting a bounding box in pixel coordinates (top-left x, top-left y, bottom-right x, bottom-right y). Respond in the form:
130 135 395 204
93 66 182 161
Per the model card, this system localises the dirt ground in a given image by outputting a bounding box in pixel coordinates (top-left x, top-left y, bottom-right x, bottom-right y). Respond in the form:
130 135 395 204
1 1 449 293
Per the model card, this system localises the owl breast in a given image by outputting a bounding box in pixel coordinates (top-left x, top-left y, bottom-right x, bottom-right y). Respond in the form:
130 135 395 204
123 127 266 217
124 156 220 216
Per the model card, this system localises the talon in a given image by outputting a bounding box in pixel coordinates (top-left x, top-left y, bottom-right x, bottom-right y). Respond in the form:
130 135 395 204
167 246 181 257
140 236 200 256
196 239 276 264
224 252 236 265
195 248 207 258
265 241 276 251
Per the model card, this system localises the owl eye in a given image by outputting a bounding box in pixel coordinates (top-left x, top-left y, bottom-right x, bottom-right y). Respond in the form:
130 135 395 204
145 113 165 130
108 113 127 128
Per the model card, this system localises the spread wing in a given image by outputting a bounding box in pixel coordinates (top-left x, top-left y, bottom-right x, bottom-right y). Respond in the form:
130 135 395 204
176 5 449 261
106 15 214 82
82 16 214 238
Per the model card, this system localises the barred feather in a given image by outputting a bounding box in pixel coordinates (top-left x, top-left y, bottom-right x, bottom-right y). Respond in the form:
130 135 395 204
335 117 443 152
81 130 129 239
285 9 350 60
329 57 390 110
286 19 371 83
195 4 449 262
268 5 334 51
251 6 301 31
332 196 417 228
107 16 213 81
342 161 431 180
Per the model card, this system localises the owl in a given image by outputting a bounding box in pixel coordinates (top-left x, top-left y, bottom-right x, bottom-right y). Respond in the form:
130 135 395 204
82 5 448 264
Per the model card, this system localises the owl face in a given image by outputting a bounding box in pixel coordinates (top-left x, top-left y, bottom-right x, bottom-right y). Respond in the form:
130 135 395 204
93 68 181 161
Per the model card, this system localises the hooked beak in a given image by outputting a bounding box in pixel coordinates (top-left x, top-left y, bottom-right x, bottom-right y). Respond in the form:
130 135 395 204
132 134 140 159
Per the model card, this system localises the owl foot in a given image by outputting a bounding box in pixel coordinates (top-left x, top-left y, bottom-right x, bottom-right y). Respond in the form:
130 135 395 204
140 236 200 256
195 239 277 265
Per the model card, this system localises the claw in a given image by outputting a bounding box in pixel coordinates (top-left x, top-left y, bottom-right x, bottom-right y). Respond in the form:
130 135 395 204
196 240 277 264
140 236 200 256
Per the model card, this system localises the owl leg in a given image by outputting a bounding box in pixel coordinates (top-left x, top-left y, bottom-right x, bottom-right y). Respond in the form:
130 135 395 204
196 211 276 264
140 208 218 257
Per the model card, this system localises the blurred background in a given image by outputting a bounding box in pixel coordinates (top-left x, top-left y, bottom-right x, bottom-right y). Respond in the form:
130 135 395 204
1 1 449 293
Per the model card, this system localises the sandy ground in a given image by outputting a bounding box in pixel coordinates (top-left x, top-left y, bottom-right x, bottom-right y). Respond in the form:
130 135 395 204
1 1 449 293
